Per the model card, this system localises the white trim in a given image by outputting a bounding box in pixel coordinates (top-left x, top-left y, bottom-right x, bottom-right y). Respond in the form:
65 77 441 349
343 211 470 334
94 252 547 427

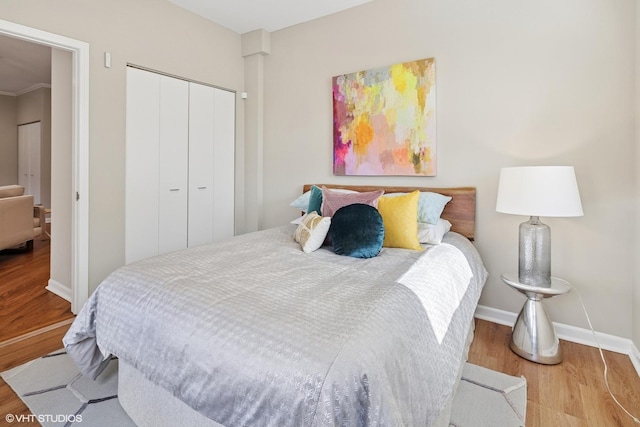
0 19 89 314
0 83 51 97
474 304 515 327
631 345 640 377
0 318 74 348
46 279 72 302
16 83 52 96
475 304 640 377
71 35 90 314
555 321 634 355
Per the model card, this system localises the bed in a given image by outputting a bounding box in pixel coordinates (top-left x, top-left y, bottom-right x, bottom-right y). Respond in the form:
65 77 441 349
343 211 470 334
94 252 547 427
63 184 487 427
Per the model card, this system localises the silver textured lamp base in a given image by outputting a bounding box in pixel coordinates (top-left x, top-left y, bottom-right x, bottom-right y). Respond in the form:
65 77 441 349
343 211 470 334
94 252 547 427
519 216 551 286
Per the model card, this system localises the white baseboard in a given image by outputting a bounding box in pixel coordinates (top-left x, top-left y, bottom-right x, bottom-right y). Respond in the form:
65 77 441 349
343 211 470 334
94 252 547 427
475 304 516 328
46 279 72 302
631 345 640 378
475 304 640 378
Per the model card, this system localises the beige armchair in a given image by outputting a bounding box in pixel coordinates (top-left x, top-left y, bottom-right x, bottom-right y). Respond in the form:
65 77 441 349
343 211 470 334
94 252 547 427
0 185 45 251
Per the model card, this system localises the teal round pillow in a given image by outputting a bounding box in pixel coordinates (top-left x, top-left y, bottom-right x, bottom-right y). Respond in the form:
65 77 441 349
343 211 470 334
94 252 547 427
329 203 384 258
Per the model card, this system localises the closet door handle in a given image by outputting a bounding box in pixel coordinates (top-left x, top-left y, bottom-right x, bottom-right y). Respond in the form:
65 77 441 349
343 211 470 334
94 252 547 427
169 188 180 192
197 186 207 190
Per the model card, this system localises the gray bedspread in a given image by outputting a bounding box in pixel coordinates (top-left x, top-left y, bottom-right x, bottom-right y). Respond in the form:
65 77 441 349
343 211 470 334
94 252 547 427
63 226 487 426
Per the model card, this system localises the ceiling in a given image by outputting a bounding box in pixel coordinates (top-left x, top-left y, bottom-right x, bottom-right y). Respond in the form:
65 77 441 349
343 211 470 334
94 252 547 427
168 0 375 34
0 35 51 95
0 0 373 95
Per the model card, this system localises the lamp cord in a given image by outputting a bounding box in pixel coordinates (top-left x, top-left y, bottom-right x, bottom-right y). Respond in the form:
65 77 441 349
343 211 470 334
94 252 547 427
567 282 640 424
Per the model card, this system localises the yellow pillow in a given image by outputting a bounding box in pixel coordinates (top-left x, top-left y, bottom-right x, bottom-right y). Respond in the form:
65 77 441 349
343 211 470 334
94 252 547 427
377 190 423 250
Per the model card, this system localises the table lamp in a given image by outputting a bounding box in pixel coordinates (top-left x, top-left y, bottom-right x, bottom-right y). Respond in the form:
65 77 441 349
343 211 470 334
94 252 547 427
496 166 583 287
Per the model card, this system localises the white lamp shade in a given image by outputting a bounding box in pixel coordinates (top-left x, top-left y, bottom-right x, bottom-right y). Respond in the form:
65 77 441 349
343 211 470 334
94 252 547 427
496 166 584 217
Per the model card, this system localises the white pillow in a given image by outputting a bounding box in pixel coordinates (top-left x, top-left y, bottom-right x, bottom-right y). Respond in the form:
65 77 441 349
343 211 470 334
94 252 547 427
417 219 452 245
293 212 331 253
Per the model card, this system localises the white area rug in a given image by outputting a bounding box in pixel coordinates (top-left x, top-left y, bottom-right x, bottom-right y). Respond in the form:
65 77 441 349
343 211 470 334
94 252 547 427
2 350 526 426
1 350 134 427
450 363 527 427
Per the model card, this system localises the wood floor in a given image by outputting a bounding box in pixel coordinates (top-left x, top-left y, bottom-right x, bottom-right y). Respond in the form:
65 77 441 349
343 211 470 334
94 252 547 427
0 238 638 426
468 319 640 427
0 228 74 342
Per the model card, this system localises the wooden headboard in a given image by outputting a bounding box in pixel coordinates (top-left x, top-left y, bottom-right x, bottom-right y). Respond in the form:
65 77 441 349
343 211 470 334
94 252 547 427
303 184 476 240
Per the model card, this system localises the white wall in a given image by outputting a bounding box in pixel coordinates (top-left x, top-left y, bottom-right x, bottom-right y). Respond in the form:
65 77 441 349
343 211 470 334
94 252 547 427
261 0 636 340
2 0 244 294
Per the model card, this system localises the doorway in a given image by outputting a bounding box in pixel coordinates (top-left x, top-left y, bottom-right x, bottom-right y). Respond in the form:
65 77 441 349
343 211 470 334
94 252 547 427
0 19 89 317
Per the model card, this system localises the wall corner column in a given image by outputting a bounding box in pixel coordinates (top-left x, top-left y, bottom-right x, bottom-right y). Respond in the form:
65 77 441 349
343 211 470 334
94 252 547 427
242 29 270 233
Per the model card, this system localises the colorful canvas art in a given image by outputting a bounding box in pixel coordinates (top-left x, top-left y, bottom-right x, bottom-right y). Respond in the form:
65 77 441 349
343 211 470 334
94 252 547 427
332 58 436 176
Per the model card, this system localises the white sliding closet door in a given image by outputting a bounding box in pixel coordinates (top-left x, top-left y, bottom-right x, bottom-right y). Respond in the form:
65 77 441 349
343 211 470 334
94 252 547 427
18 122 42 204
158 75 189 254
126 66 235 264
188 84 236 246
212 89 235 241
188 82 216 247
125 68 160 264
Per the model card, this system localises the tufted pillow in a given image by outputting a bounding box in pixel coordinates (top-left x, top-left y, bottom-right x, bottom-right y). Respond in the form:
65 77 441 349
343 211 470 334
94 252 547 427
293 212 331 253
377 190 423 250
329 204 384 258
321 186 384 217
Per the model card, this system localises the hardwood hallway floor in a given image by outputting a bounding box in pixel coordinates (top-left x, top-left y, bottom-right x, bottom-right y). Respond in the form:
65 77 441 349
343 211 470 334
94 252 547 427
0 228 74 343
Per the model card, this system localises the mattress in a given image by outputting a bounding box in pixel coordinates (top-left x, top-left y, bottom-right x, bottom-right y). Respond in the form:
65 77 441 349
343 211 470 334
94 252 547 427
64 225 487 426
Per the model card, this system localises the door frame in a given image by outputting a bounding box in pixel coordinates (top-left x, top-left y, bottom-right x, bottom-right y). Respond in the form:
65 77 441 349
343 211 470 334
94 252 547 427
0 19 89 313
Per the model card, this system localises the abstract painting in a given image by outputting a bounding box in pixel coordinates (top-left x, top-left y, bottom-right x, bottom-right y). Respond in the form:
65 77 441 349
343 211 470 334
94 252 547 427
332 58 436 176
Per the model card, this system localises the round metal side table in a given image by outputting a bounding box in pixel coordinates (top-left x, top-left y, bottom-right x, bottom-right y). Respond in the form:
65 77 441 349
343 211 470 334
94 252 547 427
501 273 572 365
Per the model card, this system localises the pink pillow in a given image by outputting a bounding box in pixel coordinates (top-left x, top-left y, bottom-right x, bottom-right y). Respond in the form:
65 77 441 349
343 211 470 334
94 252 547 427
321 186 384 217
